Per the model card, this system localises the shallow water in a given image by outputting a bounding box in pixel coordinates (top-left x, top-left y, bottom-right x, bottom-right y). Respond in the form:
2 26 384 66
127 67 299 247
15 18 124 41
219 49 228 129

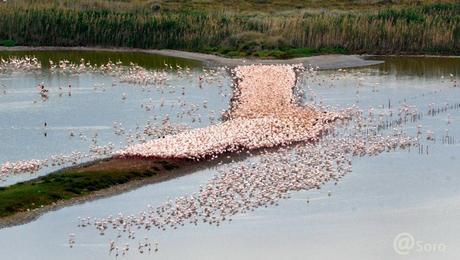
0 50 201 69
0 54 459 260
0 51 231 185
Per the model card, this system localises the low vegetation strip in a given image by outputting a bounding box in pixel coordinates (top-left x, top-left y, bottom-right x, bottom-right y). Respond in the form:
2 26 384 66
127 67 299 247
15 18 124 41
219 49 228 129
0 1 458 57
0 159 181 219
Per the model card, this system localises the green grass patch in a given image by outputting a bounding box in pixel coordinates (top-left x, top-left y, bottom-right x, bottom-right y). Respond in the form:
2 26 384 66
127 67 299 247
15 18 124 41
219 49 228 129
0 160 179 218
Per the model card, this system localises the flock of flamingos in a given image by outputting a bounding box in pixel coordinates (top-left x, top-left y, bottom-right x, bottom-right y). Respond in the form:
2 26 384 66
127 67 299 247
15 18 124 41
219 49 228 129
0 55 459 257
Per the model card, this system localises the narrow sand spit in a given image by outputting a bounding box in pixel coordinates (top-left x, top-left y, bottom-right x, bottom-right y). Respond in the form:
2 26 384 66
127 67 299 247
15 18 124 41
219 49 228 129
115 64 345 160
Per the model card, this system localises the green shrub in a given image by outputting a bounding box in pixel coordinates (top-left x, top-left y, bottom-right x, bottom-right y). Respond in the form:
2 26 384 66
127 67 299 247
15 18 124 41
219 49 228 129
262 36 288 50
0 39 16 47
229 31 265 53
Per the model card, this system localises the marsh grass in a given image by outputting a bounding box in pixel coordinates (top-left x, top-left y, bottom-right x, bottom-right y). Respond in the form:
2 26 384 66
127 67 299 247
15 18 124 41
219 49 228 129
0 1 458 56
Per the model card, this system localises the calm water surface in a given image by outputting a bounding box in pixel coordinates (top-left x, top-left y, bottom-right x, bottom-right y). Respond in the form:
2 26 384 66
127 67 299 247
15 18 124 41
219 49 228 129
0 50 201 69
0 53 459 260
0 51 230 185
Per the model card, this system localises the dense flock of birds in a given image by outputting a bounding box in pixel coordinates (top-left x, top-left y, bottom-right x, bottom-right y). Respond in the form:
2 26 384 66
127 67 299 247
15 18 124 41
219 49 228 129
78 114 418 256
0 56 42 73
0 56 459 257
74 64 456 256
115 65 345 160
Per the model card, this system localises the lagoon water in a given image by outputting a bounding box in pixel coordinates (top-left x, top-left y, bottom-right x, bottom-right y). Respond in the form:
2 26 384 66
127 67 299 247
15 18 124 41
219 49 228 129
0 51 231 185
0 52 459 260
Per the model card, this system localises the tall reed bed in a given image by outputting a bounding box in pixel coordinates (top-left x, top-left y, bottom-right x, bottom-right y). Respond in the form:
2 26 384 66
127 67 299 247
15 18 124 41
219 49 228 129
0 2 458 56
